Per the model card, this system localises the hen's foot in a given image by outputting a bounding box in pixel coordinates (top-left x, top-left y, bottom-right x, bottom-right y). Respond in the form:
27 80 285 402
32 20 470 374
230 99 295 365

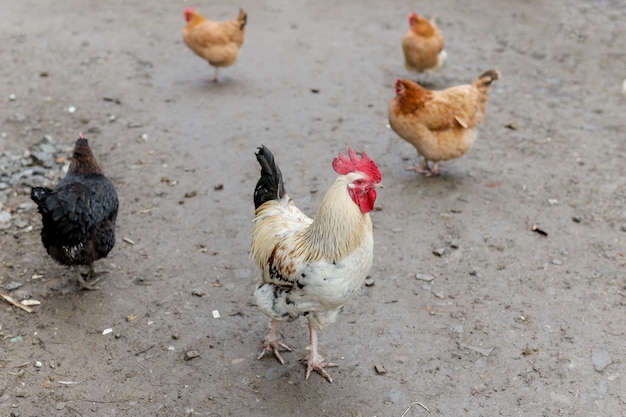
406 160 431 175
302 352 337 383
207 67 219 83
257 338 292 365
416 79 434 87
75 268 100 291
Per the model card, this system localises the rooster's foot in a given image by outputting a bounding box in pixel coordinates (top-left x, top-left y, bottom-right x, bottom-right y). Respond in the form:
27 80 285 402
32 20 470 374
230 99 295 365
302 352 337 383
257 338 292 365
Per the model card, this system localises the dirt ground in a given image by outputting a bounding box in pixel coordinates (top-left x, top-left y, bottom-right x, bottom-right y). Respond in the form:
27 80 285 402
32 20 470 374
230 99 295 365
1 0 625 416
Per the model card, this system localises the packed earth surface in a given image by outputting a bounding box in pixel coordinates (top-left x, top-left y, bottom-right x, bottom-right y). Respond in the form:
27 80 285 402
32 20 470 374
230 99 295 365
1 0 625 416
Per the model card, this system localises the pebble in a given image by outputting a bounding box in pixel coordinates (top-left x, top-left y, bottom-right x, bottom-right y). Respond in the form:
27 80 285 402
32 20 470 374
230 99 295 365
433 248 445 257
374 364 387 375
591 348 611 372
415 273 434 282
551 259 562 266
0 210 11 223
364 277 375 286
34 361 43 368
4 281 22 291
0 136 68 233
184 350 201 361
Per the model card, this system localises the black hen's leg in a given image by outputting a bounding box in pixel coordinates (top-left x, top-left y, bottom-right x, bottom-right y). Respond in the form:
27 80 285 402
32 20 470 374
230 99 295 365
76 265 100 290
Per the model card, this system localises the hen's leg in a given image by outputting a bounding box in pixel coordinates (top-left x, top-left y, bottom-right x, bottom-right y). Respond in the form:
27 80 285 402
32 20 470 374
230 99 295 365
428 162 440 176
407 159 431 174
258 319 292 364
417 73 433 87
208 66 219 83
303 322 337 382
75 265 100 290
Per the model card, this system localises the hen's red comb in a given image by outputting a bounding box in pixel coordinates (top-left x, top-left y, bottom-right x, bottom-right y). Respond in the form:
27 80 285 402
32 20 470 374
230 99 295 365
332 148 382 183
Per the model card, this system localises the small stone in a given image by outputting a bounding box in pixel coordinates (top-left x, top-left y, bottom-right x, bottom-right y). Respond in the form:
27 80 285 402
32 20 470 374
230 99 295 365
5 281 23 291
0 210 11 223
191 289 206 297
506 120 518 130
55 403 66 411
552 259 562 266
572 216 582 223
433 248 445 257
592 348 611 372
214 184 224 191
364 277 375 286
432 291 445 299
449 240 460 249
415 273 434 282
34 361 43 368
185 350 201 361
172 334 179 340
13 220 28 229
374 364 387 375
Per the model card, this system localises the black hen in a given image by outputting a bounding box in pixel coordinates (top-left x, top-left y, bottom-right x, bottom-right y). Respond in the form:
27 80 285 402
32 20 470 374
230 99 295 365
31 135 118 289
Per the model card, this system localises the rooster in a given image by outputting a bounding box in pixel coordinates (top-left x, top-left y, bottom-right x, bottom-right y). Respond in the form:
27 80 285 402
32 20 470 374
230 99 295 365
402 12 446 85
183 7 247 82
31 135 118 290
251 146 382 382
389 70 500 175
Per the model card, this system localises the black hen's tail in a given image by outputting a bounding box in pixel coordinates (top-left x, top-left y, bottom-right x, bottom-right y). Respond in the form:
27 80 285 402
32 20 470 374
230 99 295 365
31 187 51 208
254 146 285 209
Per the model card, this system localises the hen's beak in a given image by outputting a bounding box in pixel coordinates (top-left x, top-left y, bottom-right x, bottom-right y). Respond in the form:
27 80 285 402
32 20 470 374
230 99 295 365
375 183 384 189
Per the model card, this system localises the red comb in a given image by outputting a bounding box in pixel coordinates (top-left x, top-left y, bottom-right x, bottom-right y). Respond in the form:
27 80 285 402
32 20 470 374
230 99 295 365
332 148 382 183
78 132 84 139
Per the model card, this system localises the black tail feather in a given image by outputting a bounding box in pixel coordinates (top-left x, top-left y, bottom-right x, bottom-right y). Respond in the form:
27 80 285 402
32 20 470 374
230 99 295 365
31 187 51 207
254 146 285 209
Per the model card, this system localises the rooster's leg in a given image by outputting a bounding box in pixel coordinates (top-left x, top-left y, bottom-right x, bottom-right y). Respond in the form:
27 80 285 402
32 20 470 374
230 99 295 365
302 322 337 383
407 159 431 174
75 265 100 290
258 319 292 364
